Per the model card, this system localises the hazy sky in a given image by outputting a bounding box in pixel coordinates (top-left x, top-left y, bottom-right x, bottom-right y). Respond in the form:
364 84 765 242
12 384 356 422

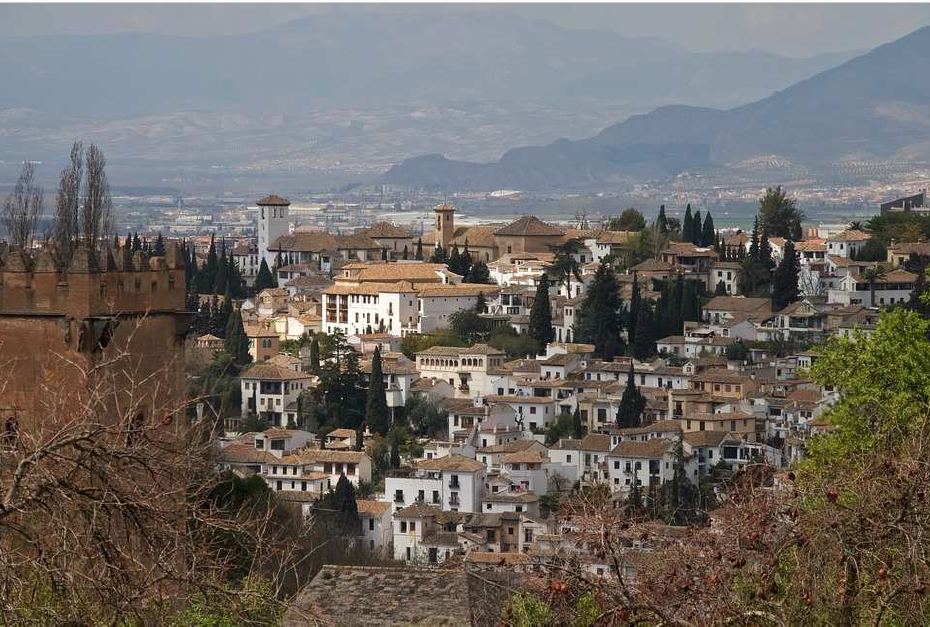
1 3 929 56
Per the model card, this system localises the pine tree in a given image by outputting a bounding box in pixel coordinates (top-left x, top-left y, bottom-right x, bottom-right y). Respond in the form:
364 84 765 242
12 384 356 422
255 258 275 292
574 264 624 359
528 274 555 346
692 210 702 245
772 239 801 310
616 367 646 428
656 204 668 234
701 213 715 247
153 232 166 256
309 334 321 374
415 238 424 261
682 204 694 243
365 347 391 435
224 309 251 366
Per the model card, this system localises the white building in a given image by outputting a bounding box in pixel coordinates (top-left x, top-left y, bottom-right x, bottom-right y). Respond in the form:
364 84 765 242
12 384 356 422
606 438 680 497
256 194 291 267
239 363 312 428
385 454 486 513
827 269 916 307
416 344 507 399
357 499 393 552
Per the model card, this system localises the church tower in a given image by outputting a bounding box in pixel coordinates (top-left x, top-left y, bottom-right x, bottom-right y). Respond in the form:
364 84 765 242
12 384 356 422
257 194 290 267
434 203 455 250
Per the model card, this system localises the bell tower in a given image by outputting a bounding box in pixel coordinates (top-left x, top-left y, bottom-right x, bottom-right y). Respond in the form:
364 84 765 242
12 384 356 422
434 203 455 250
257 194 290 267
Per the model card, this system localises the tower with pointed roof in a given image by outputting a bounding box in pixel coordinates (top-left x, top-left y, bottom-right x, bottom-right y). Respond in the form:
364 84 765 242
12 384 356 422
434 203 455 251
257 194 290 268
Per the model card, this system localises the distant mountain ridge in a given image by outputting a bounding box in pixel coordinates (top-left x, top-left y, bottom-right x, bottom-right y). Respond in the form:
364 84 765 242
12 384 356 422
383 25 930 190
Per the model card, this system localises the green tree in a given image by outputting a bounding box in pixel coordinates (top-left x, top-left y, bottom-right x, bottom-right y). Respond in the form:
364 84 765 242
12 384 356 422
631 299 656 361
772 239 801 310
571 406 585 439
465 259 492 284
448 244 462 275
548 240 583 295
758 186 803 240
317 475 360 536
224 309 251 367
153 232 166 256
309 334 321 373
606 208 646 232
616 367 646 428
691 209 702 245
714 279 728 296
402 244 409 260
365 347 391 435
528 274 555 346
574 264 624 359
254 258 275 292
415 237 423 261
852 238 887 262
656 204 669 235
405 395 447 438
430 243 447 264
701 212 715 247
682 204 694 243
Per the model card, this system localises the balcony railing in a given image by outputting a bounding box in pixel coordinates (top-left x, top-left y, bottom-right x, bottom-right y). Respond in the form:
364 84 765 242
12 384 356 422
448 496 460 506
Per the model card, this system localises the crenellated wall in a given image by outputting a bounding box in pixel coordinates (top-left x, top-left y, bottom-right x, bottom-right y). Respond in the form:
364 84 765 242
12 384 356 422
0 243 193 434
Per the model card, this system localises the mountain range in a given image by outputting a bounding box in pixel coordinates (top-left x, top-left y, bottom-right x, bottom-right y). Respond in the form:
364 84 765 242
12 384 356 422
383 24 930 190
0 7 854 191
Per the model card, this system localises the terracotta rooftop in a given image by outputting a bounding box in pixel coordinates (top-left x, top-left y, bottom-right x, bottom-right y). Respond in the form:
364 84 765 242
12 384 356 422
240 363 311 381
417 343 504 357
610 438 673 459
494 215 565 237
355 499 392 517
415 454 486 472
257 194 290 205
704 295 772 313
361 222 413 239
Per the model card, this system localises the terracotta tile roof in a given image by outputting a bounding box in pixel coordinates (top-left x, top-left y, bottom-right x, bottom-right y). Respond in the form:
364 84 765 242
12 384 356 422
394 503 445 518
257 194 289 205
415 454 485 472
828 229 871 242
299 449 368 463
355 499 392 517
595 230 635 245
361 222 413 239
609 438 673 458
240 363 311 381
494 215 565 237
704 295 772 313
690 369 752 383
417 343 504 356
418 284 499 298
465 551 531 565
218 442 278 464
482 491 540 503
631 258 673 273
580 433 612 452
501 450 548 464
683 430 740 447
687 411 754 422
485 394 556 405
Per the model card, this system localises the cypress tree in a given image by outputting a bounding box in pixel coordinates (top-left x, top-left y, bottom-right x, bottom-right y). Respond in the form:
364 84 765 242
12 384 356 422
309 334 321 374
616 367 646 428
572 406 585 439
224 309 251 366
682 204 693 243
461 240 473 279
631 300 656 361
627 274 641 346
772 239 801 310
656 204 668 234
714 279 728 296
381 248 388 261
691 210 702 245
132 232 142 252
448 244 462 275
528 274 555 346
748 217 760 261
402 244 409 260
701 213 715 247
475 292 487 314
759 231 775 270
365 347 391 435
153 232 166 256
430 243 447 264
415 238 424 261
389 441 401 469
255 258 275 292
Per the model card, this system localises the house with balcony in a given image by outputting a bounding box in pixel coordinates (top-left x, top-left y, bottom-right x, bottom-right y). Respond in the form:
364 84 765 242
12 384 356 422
827 268 917 307
239 363 312 428
606 438 680 496
415 344 506 399
384 454 486 514
825 229 871 258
